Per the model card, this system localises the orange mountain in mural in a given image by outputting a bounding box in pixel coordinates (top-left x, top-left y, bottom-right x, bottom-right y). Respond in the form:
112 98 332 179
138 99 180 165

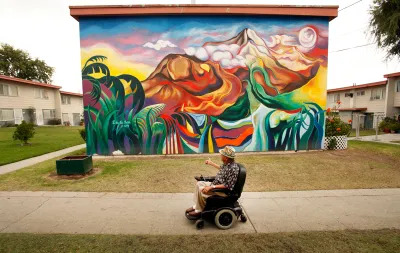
142 28 321 114
142 54 244 115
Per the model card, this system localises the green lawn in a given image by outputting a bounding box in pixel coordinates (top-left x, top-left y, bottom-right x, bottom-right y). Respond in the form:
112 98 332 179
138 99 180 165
0 229 399 253
349 129 383 137
0 140 399 192
0 126 84 165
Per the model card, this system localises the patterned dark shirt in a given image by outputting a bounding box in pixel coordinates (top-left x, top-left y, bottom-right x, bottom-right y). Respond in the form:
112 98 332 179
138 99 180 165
212 162 240 191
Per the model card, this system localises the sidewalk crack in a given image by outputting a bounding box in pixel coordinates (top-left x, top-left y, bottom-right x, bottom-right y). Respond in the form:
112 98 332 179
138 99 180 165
0 198 50 232
240 201 258 233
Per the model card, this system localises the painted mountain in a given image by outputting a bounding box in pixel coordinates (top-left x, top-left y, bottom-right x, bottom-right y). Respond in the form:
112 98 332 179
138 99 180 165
80 16 328 155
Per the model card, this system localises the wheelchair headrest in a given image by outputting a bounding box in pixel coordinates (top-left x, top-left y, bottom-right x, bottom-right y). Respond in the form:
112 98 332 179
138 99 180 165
232 163 246 198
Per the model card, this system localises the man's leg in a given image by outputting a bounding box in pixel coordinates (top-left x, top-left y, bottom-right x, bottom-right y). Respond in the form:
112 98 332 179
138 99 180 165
192 181 211 213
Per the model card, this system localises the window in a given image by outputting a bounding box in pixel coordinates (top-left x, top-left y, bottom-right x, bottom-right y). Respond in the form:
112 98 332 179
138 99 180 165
62 113 69 122
0 109 14 121
370 88 385 100
0 83 18 97
42 109 55 119
34 88 49 99
345 92 353 98
333 93 340 102
61 95 71 105
0 84 9 96
396 80 400 92
356 90 365 96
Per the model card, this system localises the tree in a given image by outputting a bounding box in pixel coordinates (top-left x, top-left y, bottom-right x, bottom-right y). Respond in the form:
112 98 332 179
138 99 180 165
369 0 400 59
0 43 54 83
13 121 35 145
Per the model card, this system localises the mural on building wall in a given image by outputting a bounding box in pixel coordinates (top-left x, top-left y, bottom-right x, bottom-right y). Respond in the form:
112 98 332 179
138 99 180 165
80 16 328 155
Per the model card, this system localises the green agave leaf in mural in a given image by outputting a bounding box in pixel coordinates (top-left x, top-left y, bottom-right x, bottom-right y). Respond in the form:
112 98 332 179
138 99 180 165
118 74 145 114
130 104 166 154
248 66 303 111
82 55 108 71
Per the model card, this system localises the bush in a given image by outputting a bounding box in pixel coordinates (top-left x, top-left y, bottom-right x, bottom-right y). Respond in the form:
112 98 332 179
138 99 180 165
79 129 86 141
12 120 35 145
327 138 337 150
379 117 400 132
325 103 351 137
47 118 61 125
1 122 17 127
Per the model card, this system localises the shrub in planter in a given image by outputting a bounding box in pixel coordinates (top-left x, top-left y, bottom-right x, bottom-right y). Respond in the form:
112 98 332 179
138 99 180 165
379 117 400 133
327 138 337 150
324 101 351 150
13 120 35 145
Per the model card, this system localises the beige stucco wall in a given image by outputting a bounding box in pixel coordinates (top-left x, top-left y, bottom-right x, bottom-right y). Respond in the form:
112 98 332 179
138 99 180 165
389 76 400 107
0 80 59 125
328 85 386 114
60 95 83 126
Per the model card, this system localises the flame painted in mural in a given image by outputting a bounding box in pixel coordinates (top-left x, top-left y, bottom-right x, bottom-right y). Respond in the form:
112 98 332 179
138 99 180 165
80 16 328 155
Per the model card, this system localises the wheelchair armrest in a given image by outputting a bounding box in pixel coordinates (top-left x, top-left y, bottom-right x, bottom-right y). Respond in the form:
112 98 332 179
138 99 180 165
194 176 216 182
211 188 231 194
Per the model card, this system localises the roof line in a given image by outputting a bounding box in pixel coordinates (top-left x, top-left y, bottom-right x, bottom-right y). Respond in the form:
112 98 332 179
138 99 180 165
69 4 338 21
60 90 83 97
383 72 400 78
327 80 387 93
0 74 61 89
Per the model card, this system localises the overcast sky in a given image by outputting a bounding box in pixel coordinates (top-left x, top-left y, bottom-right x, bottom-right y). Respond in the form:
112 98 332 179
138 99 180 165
0 0 399 93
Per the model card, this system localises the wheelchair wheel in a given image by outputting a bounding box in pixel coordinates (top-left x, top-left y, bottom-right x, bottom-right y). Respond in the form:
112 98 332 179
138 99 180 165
195 219 204 229
214 209 236 230
239 214 247 222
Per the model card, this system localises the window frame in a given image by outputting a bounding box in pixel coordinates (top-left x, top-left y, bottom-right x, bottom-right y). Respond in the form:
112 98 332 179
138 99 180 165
42 109 56 119
370 87 385 101
0 83 18 97
333 93 340 102
0 108 15 121
61 95 71 105
34 88 49 100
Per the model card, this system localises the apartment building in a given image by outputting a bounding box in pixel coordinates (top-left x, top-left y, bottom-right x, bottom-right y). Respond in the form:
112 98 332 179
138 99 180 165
0 75 83 126
327 72 400 129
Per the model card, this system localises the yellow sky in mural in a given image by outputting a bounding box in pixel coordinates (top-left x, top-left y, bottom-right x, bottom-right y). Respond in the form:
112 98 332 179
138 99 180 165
81 44 154 82
293 66 327 109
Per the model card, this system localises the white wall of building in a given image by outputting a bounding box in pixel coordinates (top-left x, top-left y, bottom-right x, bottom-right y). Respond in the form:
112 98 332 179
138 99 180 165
0 79 83 126
60 94 83 126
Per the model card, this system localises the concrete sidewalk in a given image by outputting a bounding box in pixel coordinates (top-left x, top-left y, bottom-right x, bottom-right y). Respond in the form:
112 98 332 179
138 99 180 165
1 189 399 234
349 133 400 145
0 144 86 175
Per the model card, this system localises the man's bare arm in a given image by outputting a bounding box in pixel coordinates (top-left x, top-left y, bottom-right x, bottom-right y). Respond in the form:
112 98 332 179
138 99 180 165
205 158 220 169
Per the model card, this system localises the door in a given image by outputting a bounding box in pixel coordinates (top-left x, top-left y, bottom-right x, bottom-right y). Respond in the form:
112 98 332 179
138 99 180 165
364 113 374 129
22 109 36 124
62 113 70 125
72 113 80 126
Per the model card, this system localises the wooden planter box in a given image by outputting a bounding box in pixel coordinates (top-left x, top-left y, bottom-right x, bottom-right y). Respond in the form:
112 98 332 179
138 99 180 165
56 155 93 175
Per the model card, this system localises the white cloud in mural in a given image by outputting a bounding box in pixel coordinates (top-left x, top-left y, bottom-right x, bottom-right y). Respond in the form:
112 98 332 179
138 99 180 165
143 39 177 51
184 44 246 69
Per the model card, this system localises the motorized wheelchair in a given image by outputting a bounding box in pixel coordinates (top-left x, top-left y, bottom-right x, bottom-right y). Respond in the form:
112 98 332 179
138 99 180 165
185 163 247 230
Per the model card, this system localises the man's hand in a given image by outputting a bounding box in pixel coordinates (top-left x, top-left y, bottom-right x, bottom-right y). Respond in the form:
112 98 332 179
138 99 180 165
205 158 220 169
201 186 213 195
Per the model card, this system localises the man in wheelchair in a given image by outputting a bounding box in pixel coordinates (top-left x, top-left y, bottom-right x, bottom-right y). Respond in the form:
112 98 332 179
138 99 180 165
185 146 247 229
